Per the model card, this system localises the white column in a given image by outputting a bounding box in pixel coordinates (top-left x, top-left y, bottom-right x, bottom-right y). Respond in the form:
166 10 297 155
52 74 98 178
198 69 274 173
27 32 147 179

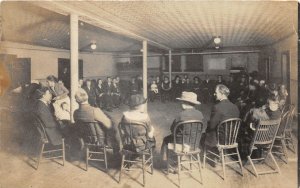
70 14 79 123
142 40 148 111
168 50 172 83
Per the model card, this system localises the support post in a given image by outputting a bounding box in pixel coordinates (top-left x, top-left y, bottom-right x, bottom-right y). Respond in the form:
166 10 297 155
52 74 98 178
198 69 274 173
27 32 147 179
70 14 79 122
168 50 172 85
142 40 148 111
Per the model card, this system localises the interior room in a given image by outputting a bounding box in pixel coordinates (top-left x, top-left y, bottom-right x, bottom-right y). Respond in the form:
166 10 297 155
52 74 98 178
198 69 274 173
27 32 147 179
0 1 298 188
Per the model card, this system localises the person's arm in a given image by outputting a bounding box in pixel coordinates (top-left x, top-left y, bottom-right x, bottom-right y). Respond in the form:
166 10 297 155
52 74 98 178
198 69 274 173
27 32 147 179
93 107 112 129
54 84 69 100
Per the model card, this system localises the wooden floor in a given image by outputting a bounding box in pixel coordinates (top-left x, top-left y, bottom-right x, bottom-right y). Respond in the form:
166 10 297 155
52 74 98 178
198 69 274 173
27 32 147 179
0 100 297 188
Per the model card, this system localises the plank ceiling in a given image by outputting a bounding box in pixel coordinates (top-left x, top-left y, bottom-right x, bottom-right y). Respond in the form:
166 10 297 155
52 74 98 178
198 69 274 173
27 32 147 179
1 1 297 53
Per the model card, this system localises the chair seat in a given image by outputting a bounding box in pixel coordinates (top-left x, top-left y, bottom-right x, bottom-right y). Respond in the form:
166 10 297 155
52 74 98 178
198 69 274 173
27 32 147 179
217 143 238 149
168 143 200 154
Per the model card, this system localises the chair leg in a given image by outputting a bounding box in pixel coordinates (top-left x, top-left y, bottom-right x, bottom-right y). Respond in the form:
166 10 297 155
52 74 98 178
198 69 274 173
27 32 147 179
142 154 146 187
62 139 65 166
247 156 258 177
86 147 89 171
269 152 281 174
36 142 45 170
150 149 154 175
236 147 244 176
190 155 193 170
286 132 295 152
177 155 181 188
220 149 226 180
119 154 125 184
104 146 108 169
197 153 203 184
166 150 169 175
203 146 206 168
280 138 288 163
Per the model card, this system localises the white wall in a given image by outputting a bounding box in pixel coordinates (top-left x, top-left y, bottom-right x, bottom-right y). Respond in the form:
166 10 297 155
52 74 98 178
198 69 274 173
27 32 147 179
0 41 116 80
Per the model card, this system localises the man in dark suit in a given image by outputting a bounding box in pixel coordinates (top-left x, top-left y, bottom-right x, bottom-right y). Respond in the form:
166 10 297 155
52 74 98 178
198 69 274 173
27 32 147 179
33 87 62 146
82 79 97 107
205 84 240 148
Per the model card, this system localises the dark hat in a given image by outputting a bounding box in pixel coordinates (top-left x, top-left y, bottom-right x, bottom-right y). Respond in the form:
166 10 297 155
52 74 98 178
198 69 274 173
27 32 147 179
129 94 147 108
34 87 49 99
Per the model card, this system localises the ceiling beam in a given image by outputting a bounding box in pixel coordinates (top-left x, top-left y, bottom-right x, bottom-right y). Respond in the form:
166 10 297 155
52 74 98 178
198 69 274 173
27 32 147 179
30 1 170 51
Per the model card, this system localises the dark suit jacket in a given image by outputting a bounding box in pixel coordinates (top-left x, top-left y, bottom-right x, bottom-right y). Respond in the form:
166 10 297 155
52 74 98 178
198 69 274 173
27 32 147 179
83 86 97 106
33 100 62 145
205 99 240 147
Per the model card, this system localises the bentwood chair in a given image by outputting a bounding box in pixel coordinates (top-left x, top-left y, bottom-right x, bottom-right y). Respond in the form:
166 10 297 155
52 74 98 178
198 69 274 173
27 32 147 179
32 114 65 170
284 104 296 152
167 120 204 187
77 121 108 171
246 119 281 177
118 121 154 187
203 118 243 180
272 111 289 163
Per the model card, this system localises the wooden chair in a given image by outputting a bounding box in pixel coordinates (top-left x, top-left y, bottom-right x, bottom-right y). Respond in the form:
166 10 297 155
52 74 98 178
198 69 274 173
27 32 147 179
246 119 281 177
32 114 65 170
167 120 204 187
203 118 243 180
77 121 108 171
284 104 296 152
118 121 154 187
272 111 289 163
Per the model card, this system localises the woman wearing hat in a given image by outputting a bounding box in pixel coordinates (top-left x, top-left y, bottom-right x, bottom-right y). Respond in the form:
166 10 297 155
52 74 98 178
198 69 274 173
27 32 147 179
239 94 281 158
161 91 206 161
120 94 155 151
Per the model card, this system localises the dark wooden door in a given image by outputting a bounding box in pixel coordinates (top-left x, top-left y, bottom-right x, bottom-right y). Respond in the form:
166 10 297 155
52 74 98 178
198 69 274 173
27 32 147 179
0 55 31 89
58 58 83 89
13 58 31 88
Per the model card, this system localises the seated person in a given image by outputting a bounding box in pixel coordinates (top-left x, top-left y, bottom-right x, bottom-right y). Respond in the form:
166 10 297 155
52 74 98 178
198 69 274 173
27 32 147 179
120 94 155 152
240 95 281 157
161 92 206 161
82 79 97 107
111 77 121 108
278 84 288 110
32 87 63 146
205 84 240 154
73 88 120 153
47 75 71 115
161 76 172 102
53 101 70 121
149 80 159 102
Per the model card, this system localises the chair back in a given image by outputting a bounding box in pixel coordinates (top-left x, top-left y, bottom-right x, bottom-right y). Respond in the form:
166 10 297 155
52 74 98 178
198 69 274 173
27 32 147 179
217 118 242 146
118 121 150 152
249 118 281 152
76 121 106 146
172 120 204 152
285 104 295 131
32 114 49 143
276 111 289 137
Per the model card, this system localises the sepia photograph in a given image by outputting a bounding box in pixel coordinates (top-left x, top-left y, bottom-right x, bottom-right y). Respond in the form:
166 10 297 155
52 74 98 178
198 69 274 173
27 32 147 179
0 1 298 188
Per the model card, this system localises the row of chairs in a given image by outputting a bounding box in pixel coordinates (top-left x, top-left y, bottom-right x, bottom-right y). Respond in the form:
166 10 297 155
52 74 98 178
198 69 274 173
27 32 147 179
31 105 296 187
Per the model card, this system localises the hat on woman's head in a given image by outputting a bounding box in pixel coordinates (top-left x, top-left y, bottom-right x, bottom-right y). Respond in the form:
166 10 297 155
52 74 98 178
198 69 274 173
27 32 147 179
268 95 279 111
268 100 279 111
129 94 147 108
176 91 200 105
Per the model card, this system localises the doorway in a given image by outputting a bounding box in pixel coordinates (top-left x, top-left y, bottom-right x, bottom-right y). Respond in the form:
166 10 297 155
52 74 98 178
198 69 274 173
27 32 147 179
281 51 290 99
58 58 83 90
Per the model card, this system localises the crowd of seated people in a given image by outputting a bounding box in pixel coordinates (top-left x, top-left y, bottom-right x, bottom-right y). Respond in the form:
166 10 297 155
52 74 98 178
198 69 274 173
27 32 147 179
4 70 291 176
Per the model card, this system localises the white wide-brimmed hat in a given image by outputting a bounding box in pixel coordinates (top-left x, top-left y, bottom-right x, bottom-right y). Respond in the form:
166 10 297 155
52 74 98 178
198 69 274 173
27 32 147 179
176 91 200 105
